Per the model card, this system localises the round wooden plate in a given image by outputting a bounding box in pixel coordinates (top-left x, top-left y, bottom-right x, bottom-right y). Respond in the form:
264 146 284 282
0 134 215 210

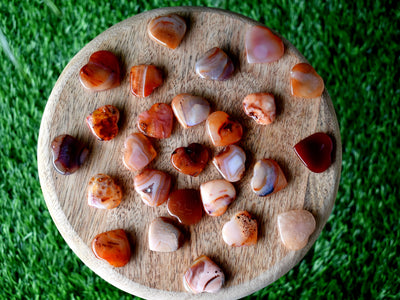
38 6 341 300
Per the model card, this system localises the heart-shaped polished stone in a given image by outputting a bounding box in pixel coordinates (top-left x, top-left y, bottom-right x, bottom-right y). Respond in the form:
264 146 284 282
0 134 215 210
294 132 333 173
222 211 257 247
79 50 120 91
137 103 173 139
195 47 234 81
148 14 187 49
200 179 236 217
243 93 276 125
87 174 123 209
245 25 284 63
251 159 287 196
167 189 203 225
290 63 324 98
122 133 157 172
51 134 89 175
148 217 183 252
134 169 171 207
184 255 225 294
86 105 119 141
206 111 243 147
130 65 163 97
171 143 209 177
91 229 131 267
213 145 246 182
277 210 316 251
171 93 210 128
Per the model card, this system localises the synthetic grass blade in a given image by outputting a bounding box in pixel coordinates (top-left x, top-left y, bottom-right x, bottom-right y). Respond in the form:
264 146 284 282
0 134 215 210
0 27 20 70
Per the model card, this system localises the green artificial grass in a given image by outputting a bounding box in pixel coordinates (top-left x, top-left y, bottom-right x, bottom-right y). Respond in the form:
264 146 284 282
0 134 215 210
1 0 399 299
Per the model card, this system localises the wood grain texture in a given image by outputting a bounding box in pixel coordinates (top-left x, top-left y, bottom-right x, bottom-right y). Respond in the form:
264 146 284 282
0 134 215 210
37 7 341 300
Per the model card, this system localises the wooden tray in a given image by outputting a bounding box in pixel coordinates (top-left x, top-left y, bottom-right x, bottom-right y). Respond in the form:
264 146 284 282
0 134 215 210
37 7 341 300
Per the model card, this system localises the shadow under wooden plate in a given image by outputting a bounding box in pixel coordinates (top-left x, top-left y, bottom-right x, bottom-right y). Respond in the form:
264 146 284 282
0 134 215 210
37 6 341 300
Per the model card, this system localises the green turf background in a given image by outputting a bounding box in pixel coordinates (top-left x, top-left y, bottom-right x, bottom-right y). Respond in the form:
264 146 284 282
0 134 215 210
1 0 399 299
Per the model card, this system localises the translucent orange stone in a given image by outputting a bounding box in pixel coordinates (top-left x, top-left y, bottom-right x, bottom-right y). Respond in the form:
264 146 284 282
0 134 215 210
79 50 120 91
91 229 131 267
134 169 171 207
122 133 156 172
171 143 209 177
243 93 276 125
195 47 234 81
245 25 284 63
206 111 243 147
167 189 203 225
87 174 123 209
147 14 187 49
130 65 163 97
137 103 173 139
290 63 324 98
86 105 119 141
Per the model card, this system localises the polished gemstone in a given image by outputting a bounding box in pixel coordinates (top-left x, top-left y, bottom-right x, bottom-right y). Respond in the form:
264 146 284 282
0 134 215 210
277 210 316 250
222 211 257 247
195 47 234 81
183 255 225 294
206 111 243 147
148 217 183 252
79 50 120 91
137 103 173 139
171 93 210 128
167 189 203 225
122 133 156 172
243 93 276 125
251 159 287 196
245 25 284 63
290 63 324 98
171 143 209 177
200 179 236 217
130 65 163 97
134 169 171 207
213 145 246 182
86 105 119 141
91 229 131 267
87 174 123 209
148 14 187 49
294 132 333 173
51 134 89 175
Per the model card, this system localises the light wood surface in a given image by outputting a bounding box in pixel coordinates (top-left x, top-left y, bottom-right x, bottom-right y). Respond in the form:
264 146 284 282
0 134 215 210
37 7 341 300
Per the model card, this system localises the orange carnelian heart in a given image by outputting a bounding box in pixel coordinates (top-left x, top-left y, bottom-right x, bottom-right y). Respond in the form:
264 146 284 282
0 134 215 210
79 50 121 91
91 229 131 267
137 103 173 139
130 65 163 97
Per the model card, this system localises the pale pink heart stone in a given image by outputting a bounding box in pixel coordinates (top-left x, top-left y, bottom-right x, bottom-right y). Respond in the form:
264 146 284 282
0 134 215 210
148 217 183 252
183 255 225 294
245 25 284 63
277 210 316 250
